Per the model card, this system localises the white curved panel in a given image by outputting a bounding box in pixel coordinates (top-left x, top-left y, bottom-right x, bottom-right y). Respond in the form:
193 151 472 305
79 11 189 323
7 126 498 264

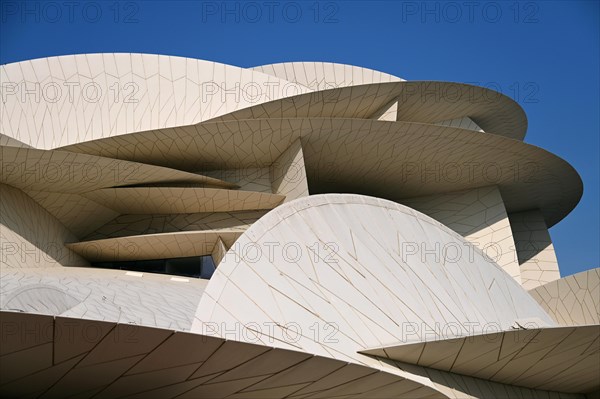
193 194 555 371
0 54 309 149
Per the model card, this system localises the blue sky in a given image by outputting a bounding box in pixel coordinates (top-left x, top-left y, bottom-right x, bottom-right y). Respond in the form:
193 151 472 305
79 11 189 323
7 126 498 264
1 0 598 276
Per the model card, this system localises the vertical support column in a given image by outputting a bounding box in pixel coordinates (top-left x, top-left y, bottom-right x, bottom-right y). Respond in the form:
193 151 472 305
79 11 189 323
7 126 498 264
211 237 228 267
509 210 560 290
270 138 309 202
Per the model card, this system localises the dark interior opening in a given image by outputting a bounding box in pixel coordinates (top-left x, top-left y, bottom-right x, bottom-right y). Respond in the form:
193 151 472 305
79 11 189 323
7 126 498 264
91 255 216 279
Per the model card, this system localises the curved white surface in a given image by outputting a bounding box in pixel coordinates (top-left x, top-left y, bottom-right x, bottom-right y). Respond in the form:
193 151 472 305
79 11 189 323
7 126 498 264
0 267 207 331
0 54 309 149
193 194 555 375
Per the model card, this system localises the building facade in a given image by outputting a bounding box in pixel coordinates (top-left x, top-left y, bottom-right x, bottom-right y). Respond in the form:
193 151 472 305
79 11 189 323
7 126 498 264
0 54 598 398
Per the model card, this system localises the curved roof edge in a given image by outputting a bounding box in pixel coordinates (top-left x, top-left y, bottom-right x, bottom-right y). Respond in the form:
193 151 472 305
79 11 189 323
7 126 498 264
250 61 405 88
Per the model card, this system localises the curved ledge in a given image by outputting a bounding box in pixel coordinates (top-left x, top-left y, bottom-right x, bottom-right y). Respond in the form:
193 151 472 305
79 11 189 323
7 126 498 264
0 146 235 193
81 187 284 214
210 81 527 140
66 230 243 262
360 325 600 393
81 211 267 242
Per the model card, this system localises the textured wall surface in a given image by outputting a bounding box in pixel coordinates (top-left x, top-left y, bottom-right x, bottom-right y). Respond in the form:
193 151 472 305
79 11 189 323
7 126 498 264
529 268 600 326
363 325 599 394
373 99 399 121
0 184 87 268
23 191 119 238
66 230 243 262
81 187 283 214
203 168 273 193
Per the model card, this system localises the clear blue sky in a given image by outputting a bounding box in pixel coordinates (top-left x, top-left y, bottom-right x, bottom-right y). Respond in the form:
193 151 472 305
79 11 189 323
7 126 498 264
1 0 598 276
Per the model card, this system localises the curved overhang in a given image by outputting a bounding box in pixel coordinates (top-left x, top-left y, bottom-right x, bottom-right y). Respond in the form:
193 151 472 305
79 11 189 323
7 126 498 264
1 54 526 144
0 311 444 399
66 230 243 262
58 118 580 227
209 81 527 140
0 146 235 193
296 119 580 227
81 211 267 242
